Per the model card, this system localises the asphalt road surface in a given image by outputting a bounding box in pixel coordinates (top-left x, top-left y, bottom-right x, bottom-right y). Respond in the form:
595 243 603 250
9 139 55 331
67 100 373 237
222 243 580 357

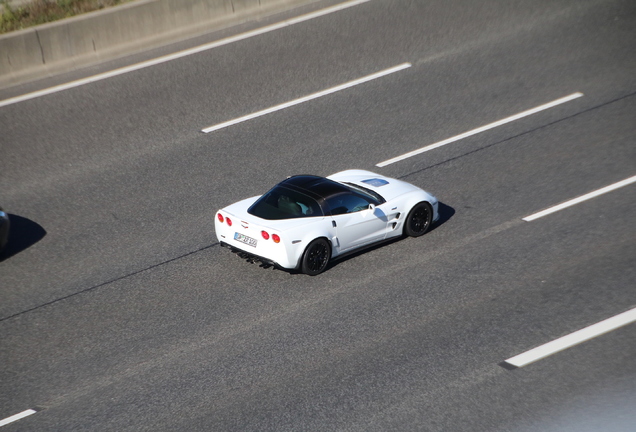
1 0 635 430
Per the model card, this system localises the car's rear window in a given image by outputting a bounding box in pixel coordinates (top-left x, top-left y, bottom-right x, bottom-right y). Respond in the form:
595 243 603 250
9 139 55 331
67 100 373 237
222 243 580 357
248 186 324 220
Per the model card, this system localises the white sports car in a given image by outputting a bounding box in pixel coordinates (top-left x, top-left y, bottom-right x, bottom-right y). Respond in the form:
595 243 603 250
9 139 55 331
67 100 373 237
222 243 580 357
215 169 439 275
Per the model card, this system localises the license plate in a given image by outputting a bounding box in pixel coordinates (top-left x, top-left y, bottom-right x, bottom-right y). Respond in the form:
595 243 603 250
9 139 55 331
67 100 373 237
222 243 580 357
234 232 257 247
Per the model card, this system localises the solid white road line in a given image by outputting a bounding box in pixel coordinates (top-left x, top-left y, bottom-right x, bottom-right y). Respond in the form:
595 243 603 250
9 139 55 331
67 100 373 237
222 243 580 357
0 0 372 108
376 92 584 167
504 307 636 368
0 409 37 427
201 63 412 133
522 175 636 222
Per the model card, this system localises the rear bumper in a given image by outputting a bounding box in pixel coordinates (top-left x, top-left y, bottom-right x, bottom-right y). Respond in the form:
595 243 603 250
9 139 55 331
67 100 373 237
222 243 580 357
215 212 303 269
220 241 285 269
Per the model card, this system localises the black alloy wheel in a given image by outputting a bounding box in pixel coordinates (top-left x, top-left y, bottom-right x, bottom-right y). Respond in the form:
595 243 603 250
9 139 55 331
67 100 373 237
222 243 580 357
301 238 330 275
404 202 433 237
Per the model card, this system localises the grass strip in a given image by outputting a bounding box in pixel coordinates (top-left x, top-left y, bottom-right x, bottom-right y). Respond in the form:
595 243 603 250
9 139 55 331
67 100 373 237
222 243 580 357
1 0 131 34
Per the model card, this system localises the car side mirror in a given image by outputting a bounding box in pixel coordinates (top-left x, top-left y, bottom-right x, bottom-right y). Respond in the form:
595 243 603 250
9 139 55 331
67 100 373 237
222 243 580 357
361 203 375 218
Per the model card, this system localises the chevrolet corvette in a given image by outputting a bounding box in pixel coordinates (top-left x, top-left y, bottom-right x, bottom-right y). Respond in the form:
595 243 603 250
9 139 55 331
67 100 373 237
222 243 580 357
215 170 438 275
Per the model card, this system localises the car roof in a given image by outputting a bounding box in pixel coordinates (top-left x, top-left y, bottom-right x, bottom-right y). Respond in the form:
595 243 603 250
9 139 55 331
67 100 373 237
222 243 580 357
280 175 351 200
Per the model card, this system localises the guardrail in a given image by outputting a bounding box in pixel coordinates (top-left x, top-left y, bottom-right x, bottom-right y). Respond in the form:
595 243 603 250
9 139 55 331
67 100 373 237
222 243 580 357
0 0 313 89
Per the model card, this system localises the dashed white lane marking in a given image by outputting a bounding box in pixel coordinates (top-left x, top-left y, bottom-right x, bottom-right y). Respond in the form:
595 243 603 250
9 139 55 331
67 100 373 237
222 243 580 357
376 92 584 167
522 175 636 221
504 307 636 368
201 63 412 133
0 410 37 427
0 0 372 108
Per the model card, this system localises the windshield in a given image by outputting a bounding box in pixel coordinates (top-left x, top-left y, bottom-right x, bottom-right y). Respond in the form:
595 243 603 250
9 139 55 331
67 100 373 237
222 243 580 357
248 186 324 220
343 182 385 204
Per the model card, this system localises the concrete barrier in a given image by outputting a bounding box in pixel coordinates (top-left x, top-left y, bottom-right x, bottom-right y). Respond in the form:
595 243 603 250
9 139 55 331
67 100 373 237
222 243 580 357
0 0 315 89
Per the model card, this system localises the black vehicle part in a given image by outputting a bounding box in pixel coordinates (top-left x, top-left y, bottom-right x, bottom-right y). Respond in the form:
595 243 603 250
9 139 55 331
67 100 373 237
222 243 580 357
404 202 433 237
300 238 331 275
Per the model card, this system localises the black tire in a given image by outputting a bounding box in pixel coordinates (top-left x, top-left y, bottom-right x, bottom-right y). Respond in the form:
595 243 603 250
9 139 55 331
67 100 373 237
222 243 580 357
300 238 331 276
404 202 433 237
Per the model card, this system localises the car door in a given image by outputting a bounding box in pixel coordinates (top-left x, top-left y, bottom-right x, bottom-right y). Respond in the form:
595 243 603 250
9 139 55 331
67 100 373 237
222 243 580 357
326 192 388 253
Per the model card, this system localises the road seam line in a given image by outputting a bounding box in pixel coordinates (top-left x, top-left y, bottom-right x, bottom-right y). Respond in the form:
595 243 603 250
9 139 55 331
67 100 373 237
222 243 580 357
522 175 636 221
503 307 636 368
376 92 584 167
201 63 411 133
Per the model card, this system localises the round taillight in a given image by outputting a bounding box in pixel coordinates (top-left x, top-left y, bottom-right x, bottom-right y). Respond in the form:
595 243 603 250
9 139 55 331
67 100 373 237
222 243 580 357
272 234 280 243
226 217 232 226
261 230 270 240
217 213 224 223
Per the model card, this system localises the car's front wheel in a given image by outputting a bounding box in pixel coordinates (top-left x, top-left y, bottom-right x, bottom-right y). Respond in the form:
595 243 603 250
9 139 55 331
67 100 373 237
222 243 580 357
300 238 331 275
404 202 433 237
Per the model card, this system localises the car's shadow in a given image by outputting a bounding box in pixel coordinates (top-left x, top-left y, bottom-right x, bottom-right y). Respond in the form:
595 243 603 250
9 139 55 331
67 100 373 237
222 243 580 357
323 201 455 272
428 201 455 233
0 214 47 261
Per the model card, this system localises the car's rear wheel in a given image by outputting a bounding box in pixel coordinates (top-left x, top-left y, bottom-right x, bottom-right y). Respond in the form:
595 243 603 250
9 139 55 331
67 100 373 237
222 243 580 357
404 202 433 237
300 238 331 275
